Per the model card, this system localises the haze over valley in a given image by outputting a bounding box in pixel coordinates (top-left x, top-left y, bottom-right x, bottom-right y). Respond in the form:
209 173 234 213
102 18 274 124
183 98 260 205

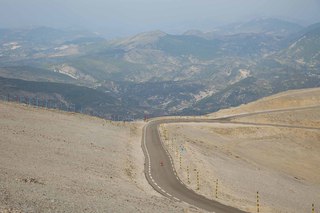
1 1 320 212
1 18 320 118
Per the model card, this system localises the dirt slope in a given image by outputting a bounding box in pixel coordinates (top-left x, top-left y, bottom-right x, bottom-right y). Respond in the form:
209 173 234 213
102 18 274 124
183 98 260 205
161 87 320 213
0 102 195 213
209 87 320 118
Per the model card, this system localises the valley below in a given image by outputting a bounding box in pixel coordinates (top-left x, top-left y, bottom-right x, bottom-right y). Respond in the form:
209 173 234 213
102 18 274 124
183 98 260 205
1 19 320 118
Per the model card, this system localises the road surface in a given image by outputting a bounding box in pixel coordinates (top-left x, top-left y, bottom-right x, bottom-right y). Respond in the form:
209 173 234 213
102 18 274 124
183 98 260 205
142 118 249 213
141 107 320 212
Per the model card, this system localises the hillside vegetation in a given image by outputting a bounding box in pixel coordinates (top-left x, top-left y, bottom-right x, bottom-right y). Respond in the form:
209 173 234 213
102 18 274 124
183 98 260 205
1 19 320 117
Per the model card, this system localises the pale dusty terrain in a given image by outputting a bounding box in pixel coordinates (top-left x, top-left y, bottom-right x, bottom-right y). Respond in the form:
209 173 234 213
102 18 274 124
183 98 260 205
208 87 320 118
0 102 198 213
160 88 320 213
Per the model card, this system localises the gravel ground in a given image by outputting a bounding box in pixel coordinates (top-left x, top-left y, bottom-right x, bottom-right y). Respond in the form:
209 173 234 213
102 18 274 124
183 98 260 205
0 102 196 213
160 88 320 213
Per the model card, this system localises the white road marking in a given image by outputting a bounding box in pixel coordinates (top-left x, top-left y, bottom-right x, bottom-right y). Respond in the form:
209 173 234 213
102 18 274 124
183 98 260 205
144 122 197 205
144 122 180 202
173 197 180 202
154 125 188 204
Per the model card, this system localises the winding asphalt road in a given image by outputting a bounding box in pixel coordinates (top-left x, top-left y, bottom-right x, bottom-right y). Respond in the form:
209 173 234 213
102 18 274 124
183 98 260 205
142 118 248 213
141 106 320 212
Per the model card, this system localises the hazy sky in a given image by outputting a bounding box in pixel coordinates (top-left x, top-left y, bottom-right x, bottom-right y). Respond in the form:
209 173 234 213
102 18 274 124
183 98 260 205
1 0 320 37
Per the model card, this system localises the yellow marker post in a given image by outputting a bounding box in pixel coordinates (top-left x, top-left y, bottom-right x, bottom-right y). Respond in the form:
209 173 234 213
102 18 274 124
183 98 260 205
257 191 260 213
215 179 218 199
312 203 314 213
196 171 200 190
187 166 190 184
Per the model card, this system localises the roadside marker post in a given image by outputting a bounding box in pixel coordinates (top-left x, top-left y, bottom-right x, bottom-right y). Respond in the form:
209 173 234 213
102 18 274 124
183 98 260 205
187 166 190 184
179 154 182 169
215 179 218 199
196 171 200 190
312 203 314 213
257 191 260 213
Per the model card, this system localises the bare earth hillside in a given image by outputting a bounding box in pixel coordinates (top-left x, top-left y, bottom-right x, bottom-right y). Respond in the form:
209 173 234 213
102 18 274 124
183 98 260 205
0 102 196 213
208 87 320 118
160 88 320 213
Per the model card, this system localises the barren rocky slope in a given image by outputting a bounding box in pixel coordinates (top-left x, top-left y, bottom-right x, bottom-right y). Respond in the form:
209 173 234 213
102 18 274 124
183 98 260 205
160 87 320 213
0 102 199 212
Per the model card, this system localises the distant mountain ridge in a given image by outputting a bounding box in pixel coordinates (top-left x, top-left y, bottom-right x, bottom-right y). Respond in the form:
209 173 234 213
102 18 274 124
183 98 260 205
278 23 320 67
217 18 303 36
0 18 319 118
183 18 303 39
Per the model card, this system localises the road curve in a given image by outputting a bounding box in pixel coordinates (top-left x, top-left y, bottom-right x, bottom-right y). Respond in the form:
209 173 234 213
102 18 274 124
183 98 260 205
142 118 249 213
141 107 320 212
